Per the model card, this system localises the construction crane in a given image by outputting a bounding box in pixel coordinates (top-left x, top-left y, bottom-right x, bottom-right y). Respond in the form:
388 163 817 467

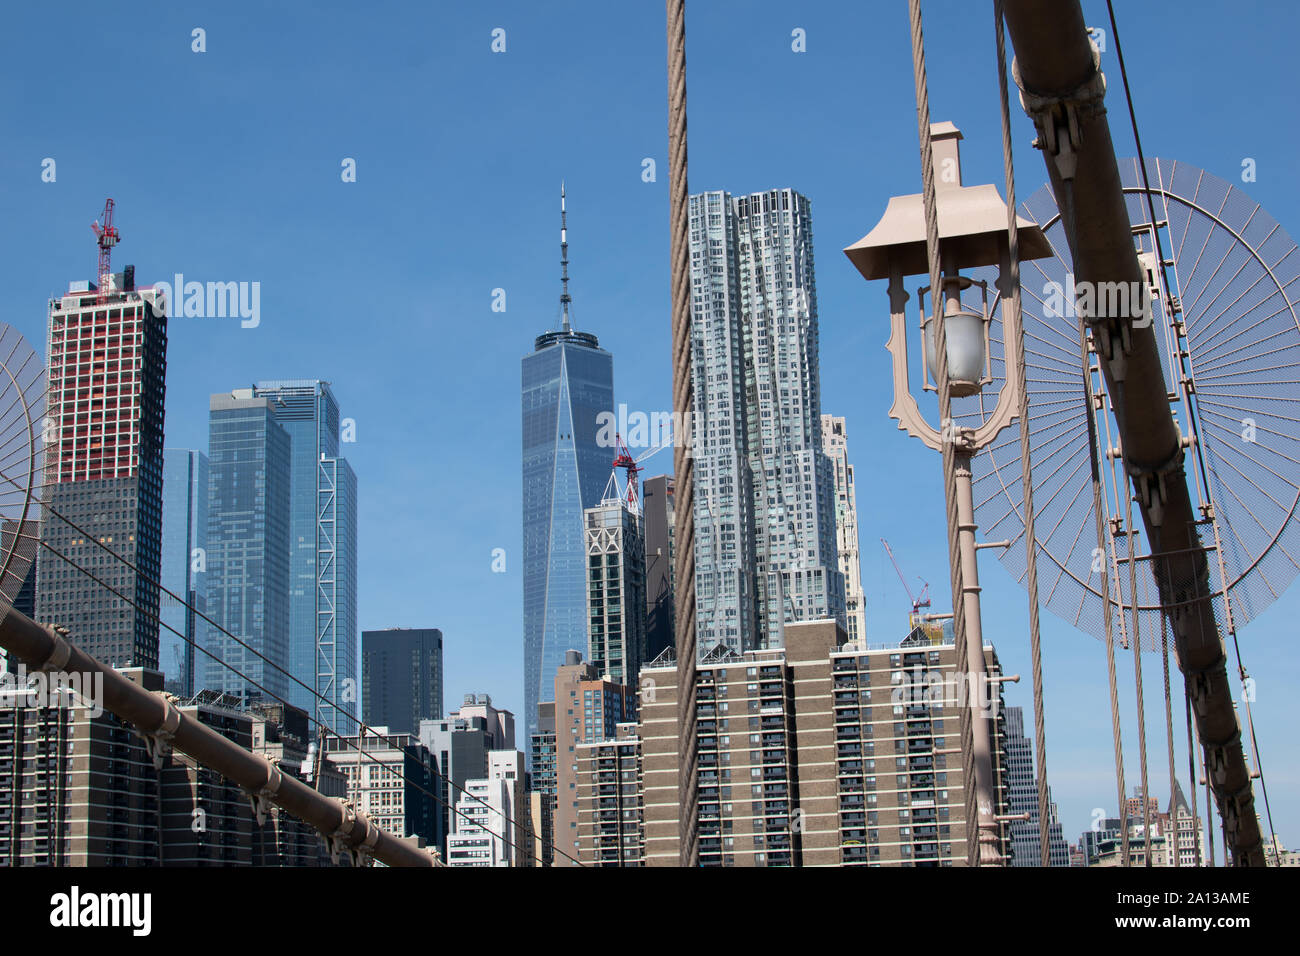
881 537 932 630
611 433 643 512
610 425 677 513
90 198 119 296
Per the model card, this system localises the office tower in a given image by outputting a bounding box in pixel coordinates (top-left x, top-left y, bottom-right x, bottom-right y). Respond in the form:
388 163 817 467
552 651 635 867
322 727 438 846
1004 705 1069 866
528 701 557 865
253 380 357 734
820 416 867 645
633 620 1009 867
453 692 515 749
641 475 675 663
584 481 648 690
688 188 843 657
37 269 167 669
446 749 530 867
418 694 516 852
521 188 615 745
205 390 292 703
160 449 208 696
362 627 444 735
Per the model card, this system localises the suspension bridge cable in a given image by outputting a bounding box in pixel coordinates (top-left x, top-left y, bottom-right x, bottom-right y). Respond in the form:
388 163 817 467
27 533 561 867
908 0 984 866
665 0 699 869
4 470 582 867
993 0 1053 867
1106 0 1277 862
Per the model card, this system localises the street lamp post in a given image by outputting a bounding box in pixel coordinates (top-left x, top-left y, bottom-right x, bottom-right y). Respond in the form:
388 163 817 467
844 122 1051 865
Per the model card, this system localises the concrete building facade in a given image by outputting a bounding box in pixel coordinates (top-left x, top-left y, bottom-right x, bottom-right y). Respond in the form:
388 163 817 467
820 415 866 645
632 620 1009 866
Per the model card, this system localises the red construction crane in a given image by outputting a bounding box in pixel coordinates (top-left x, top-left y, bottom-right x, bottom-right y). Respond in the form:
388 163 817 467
90 198 120 295
612 433 642 511
880 537 931 617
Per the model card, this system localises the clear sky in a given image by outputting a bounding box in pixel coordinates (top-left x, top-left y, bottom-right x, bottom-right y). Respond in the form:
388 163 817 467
2 0 1297 850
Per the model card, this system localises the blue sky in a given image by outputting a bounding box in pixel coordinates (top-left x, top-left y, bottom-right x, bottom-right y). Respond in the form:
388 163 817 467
2 0 1297 848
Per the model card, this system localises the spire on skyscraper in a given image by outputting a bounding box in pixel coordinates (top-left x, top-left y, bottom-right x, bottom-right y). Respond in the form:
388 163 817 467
560 181 571 332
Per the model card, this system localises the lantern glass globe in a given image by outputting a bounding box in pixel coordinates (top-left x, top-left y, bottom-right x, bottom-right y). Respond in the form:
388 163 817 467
923 309 986 397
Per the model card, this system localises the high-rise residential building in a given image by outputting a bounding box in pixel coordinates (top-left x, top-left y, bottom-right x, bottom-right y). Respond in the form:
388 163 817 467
820 415 866 645
521 189 615 745
362 627 444 735
0 665 348 867
205 390 292 704
573 721 643 866
584 476 648 690
641 475 675 664
0 667 163 865
160 449 208 697
688 188 843 657
248 700 349 867
551 651 635 867
159 694 256 866
253 380 357 735
37 268 167 670
446 749 531 867
1004 705 1070 866
629 620 1009 867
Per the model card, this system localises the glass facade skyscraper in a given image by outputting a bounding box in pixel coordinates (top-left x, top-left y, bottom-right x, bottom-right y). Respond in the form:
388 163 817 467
205 390 292 703
253 380 357 734
521 328 614 746
688 188 844 656
160 448 209 696
362 627 444 735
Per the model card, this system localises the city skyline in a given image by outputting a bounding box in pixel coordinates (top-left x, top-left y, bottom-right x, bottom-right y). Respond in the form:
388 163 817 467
0 0 1297 852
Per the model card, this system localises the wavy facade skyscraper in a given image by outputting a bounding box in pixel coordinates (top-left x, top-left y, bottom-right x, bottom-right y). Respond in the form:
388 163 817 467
688 188 844 655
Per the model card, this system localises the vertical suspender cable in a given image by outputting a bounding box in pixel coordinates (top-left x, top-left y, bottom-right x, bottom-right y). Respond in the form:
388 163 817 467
665 0 699 868
1076 301 1130 868
1118 441 1153 864
993 0 1052 867
906 0 981 866
1159 593 1180 864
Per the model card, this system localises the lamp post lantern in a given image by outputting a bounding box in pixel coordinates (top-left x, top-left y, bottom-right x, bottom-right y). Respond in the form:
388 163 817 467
844 122 1051 865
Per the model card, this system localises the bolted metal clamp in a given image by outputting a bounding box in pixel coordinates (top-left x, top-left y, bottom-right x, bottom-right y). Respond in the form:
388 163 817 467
1014 45 1107 181
323 801 362 867
247 762 284 827
35 624 73 674
139 694 182 771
